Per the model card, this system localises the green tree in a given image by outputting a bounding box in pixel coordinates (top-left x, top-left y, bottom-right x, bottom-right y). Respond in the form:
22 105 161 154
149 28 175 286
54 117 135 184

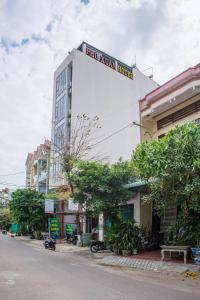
131 122 200 245
9 189 45 232
70 160 133 220
0 206 11 229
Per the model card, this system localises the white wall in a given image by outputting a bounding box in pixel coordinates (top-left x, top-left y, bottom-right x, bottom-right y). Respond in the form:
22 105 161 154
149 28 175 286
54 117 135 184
50 46 158 187
71 49 158 161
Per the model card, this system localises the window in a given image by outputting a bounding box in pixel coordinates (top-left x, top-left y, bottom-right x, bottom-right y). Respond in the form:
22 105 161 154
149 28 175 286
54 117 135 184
55 95 66 124
52 155 63 182
56 69 66 98
54 123 65 149
157 99 200 130
119 204 134 220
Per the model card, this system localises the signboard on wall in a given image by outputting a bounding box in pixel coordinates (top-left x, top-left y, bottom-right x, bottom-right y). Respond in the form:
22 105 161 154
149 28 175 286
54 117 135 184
66 223 75 235
45 199 54 214
86 46 116 70
117 62 133 80
82 43 134 80
49 218 60 238
68 198 79 211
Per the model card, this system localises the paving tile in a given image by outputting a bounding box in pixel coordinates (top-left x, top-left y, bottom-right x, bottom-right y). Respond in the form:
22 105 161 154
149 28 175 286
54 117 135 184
98 255 200 275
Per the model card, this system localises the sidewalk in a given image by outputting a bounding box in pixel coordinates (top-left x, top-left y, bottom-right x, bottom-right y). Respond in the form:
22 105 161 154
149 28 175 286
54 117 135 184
11 234 90 254
97 255 200 276
9 234 200 277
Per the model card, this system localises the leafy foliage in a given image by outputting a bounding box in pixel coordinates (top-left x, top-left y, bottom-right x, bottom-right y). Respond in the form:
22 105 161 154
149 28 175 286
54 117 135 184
132 122 200 246
9 189 45 231
106 219 140 250
0 206 11 229
70 160 133 219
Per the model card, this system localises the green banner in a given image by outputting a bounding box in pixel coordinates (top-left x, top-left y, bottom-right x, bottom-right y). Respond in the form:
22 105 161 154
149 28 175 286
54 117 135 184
49 218 60 238
65 223 74 235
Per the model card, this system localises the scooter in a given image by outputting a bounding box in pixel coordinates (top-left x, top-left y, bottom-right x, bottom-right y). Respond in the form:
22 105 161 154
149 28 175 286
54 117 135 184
90 240 113 253
44 237 56 251
65 233 78 245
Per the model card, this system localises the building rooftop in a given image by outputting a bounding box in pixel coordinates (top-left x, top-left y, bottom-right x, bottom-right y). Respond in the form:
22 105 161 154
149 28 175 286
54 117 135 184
140 63 200 112
77 41 135 72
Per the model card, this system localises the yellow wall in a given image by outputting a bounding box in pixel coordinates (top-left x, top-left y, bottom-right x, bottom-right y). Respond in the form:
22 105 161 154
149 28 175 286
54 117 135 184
140 199 152 230
139 91 200 228
141 93 200 141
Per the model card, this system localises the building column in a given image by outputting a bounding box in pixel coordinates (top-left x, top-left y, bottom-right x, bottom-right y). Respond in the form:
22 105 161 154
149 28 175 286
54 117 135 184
98 213 104 241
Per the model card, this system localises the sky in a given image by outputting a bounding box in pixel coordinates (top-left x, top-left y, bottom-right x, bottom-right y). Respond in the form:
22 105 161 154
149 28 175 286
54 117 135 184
0 0 200 189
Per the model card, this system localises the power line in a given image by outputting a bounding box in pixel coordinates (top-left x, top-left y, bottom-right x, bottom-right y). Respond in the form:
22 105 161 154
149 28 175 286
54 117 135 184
92 121 142 147
0 180 69 190
0 171 25 177
0 181 24 188
0 122 143 190
49 121 142 154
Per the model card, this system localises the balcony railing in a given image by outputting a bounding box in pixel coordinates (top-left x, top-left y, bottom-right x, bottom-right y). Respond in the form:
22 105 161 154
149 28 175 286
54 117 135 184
38 171 47 182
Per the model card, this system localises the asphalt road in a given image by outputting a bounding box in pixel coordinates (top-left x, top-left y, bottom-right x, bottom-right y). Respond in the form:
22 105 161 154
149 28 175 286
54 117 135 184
0 233 200 300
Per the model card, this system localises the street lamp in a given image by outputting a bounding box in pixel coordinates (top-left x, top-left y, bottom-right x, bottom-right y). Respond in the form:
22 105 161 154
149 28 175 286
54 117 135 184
132 121 153 140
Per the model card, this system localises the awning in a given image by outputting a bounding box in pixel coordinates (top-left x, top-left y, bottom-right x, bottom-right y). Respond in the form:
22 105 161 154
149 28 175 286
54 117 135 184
125 180 147 189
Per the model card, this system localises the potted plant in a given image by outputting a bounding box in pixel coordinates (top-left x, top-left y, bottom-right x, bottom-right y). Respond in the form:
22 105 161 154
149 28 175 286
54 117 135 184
105 221 121 255
190 231 200 265
121 238 133 256
119 219 140 256
112 236 122 255
132 244 138 255
112 241 121 255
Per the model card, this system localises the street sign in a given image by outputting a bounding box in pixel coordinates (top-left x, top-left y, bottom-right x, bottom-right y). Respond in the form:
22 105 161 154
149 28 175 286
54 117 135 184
45 199 54 214
49 218 60 238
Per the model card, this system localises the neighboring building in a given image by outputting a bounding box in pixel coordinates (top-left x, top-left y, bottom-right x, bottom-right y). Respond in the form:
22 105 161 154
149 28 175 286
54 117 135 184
25 153 33 188
49 42 158 235
0 188 10 207
139 63 200 234
25 140 51 194
140 63 200 141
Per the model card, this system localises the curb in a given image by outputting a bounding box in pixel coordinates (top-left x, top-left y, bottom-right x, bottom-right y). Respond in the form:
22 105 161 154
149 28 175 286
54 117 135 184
97 255 200 276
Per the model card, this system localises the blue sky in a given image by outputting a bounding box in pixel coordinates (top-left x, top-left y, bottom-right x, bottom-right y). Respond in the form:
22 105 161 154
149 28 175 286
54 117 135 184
0 0 200 187
81 0 90 4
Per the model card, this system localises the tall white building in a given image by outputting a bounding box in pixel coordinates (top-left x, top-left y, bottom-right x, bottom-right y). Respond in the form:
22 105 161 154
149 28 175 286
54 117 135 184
50 42 158 188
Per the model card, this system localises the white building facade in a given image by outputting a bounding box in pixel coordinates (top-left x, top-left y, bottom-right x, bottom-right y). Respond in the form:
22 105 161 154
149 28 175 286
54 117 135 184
50 42 158 186
50 42 158 233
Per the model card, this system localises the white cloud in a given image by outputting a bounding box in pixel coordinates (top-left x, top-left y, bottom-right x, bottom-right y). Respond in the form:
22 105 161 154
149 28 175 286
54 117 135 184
0 0 200 188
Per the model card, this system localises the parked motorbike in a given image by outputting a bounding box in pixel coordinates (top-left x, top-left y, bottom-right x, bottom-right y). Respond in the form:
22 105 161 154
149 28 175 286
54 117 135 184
30 231 35 239
139 234 159 251
90 240 113 253
44 237 56 251
65 233 78 245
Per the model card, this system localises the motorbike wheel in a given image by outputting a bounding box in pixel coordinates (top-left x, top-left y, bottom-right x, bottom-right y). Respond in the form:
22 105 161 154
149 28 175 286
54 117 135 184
52 245 56 251
90 244 99 253
109 245 114 252
72 238 77 245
